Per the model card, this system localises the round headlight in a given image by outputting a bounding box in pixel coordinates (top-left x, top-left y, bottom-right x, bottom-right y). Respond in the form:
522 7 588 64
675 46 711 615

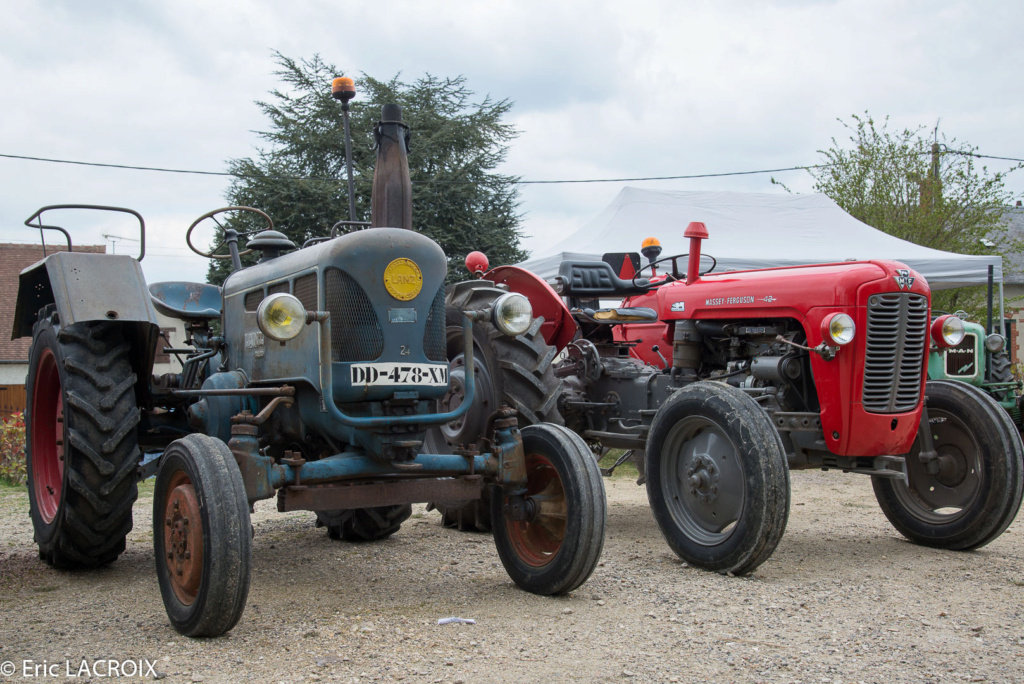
257 293 307 342
492 292 533 336
822 313 856 346
985 333 1006 353
931 314 965 348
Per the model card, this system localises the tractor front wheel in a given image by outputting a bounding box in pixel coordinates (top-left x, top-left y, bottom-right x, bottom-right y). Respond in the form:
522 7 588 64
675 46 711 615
873 380 1024 550
492 424 606 595
154 434 252 637
645 382 790 575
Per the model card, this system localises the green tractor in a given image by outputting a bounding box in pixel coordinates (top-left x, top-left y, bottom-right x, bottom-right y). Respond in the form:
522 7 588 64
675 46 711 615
927 314 1023 428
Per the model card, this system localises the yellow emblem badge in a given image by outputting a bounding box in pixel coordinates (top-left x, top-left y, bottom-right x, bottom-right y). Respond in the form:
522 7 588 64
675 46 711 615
383 258 423 301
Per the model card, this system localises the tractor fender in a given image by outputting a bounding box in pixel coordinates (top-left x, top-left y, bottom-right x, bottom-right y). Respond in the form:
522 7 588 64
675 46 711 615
13 251 161 400
486 265 578 352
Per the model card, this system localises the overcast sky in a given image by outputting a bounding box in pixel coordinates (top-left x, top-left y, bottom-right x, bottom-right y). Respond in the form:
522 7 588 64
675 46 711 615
2 0 1022 284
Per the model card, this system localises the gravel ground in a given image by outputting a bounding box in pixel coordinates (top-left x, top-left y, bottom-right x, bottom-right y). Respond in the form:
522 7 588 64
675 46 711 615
1 469 1022 684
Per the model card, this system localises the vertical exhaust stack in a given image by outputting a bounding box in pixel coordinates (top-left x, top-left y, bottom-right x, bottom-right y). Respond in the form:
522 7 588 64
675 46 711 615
371 104 413 230
684 221 709 285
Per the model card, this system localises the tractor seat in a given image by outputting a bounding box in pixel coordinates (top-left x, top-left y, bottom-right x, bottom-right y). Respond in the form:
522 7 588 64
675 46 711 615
573 306 659 324
556 260 651 297
149 281 222 321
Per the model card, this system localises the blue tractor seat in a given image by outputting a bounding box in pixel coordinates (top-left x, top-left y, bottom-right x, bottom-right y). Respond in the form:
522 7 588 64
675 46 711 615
149 281 222 321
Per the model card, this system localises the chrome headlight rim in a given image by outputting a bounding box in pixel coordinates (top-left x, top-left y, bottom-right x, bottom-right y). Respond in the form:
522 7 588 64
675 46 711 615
256 292 307 342
492 292 533 337
931 314 965 348
822 312 856 346
985 332 1006 353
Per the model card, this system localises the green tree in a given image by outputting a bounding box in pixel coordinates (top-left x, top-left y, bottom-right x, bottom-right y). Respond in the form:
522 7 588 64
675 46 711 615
209 53 525 284
781 113 1021 314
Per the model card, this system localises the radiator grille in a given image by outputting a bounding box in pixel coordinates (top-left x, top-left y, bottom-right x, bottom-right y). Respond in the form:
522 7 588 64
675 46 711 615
423 286 447 362
324 268 383 362
294 273 319 311
862 293 928 413
268 281 290 296
244 289 264 312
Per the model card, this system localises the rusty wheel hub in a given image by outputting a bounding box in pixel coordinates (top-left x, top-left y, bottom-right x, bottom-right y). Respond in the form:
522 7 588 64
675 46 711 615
163 480 203 605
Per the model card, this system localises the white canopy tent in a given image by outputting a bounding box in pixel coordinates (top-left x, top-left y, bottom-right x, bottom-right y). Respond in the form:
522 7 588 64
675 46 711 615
519 187 1002 291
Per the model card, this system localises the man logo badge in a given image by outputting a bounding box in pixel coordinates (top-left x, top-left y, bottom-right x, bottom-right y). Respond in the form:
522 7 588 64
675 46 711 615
893 268 915 290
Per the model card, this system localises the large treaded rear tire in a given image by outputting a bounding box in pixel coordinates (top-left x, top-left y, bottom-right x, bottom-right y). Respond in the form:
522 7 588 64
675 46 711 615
25 306 140 568
426 280 563 531
872 380 1024 550
316 505 413 541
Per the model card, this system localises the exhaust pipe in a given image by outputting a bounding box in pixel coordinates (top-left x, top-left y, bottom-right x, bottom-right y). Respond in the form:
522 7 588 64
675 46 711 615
684 221 708 285
371 103 413 230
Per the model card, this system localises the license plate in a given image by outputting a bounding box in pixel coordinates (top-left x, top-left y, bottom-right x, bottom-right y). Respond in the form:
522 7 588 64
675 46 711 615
350 363 449 387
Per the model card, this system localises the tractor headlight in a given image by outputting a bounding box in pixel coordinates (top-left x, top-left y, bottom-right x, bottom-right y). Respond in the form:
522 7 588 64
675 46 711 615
492 292 533 336
931 314 965 348
985 333 1006 353
822 313 856 346
257 293 307 342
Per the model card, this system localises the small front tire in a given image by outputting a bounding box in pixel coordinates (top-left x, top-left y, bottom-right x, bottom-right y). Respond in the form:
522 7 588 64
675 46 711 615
492 424 606 595
873 380 1024 550
645 382 790 575
154 434 252 638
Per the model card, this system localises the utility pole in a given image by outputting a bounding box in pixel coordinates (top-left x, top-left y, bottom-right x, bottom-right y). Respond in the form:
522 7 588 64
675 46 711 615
920 121 942 212
102 233 139 255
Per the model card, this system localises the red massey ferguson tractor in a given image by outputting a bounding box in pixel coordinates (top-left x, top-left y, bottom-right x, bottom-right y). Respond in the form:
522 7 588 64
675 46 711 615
432 222 1024 575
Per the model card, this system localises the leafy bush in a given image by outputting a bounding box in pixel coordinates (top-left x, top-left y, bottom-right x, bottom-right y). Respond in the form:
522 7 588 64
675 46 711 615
0 411 27 486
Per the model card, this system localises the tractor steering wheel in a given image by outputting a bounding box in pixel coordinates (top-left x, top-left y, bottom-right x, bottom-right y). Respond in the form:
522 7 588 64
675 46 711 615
185 206 274 260
632 253 717 287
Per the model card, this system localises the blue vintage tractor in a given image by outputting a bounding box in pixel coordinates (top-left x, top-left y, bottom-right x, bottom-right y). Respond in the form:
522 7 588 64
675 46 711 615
13 81 605 637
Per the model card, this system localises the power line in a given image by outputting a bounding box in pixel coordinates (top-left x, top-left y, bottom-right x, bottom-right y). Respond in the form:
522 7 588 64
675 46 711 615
0 149 1020 186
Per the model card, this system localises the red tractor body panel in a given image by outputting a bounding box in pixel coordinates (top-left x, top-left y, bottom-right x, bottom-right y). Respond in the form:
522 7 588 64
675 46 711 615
615 260 930 458
487 265 578 351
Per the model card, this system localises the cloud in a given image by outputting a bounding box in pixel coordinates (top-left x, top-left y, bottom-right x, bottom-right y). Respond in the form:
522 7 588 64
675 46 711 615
1 0 1022 283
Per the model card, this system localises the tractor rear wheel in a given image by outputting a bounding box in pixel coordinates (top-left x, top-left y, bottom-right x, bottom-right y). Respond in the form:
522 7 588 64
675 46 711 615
492 424 606 595
645 382 790 575
154 434 252 637
425 281 563 531
25 306 140 568
315 505 412 541
872 380 1024 550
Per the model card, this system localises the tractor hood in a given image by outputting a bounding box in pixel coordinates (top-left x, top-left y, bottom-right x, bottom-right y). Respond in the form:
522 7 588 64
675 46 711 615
654 259 929 320
221 227 449 404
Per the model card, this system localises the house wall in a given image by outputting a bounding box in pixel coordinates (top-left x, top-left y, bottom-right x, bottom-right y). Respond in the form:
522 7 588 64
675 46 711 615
1003 284 1024 365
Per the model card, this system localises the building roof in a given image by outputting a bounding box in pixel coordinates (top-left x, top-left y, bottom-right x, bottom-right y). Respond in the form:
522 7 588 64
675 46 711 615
997 205 1024 285
0 243 106 363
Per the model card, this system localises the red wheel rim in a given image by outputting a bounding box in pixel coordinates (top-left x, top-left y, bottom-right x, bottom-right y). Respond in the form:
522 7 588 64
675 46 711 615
162 471 204 605
506 452 567 567
31 347 65 524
